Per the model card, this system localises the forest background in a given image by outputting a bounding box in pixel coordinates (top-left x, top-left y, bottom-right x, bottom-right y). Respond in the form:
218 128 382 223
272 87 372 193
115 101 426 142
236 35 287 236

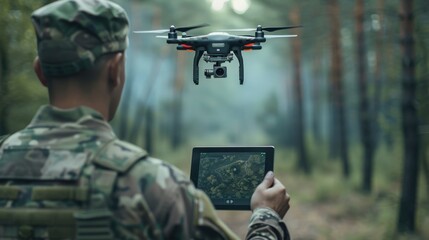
0 0 428 239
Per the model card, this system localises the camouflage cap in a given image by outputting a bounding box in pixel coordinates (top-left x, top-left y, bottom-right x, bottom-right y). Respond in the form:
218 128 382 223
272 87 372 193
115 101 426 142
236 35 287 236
31 0 129 77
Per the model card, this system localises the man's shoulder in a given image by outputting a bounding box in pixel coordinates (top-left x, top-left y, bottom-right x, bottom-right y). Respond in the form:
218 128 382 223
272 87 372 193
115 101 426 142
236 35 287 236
127 155 191 188
99 139 190 186
94 139 148 173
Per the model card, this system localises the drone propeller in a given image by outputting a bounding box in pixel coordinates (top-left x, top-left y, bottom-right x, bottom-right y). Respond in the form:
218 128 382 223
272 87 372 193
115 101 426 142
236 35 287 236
261 26 302 32
134 29 169 34
175 24 209 32
134 24 209 34
156 35 185 39
221 25 302 32
265 34 298 39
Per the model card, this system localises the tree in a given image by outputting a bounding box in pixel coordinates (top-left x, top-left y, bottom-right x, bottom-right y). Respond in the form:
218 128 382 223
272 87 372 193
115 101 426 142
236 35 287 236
290 6 310 173
371 0 385 149
0 1 11 136
397 0 420 233
311 38 325 143
328 0 350 177
171 52 186 149
355 0 373 192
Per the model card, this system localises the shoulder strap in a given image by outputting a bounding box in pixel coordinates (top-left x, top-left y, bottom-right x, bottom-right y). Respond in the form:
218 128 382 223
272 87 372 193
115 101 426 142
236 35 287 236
93 139 148 173
90 140 162 239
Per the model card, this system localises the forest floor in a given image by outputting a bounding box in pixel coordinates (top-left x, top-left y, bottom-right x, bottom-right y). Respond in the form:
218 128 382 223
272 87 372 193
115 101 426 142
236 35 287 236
158 145 429 240
218 170 429 240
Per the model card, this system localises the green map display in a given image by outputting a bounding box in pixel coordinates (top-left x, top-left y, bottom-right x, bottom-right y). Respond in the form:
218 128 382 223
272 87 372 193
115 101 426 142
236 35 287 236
198 152 266 205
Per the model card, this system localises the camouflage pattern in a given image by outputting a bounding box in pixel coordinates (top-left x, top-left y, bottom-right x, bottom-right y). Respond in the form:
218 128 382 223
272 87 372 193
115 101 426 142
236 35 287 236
31 0 129 77
0 106 290 239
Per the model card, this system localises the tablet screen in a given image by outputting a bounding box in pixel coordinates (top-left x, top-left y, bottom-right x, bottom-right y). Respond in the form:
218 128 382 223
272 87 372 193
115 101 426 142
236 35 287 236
191 146 274 210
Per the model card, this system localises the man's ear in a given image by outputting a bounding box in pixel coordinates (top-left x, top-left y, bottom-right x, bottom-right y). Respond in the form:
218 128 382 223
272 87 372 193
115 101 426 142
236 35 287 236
108 52 124 88
33 57 48 87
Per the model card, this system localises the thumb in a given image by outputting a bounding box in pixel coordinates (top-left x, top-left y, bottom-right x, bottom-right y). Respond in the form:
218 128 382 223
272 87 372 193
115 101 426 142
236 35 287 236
259 171 275 189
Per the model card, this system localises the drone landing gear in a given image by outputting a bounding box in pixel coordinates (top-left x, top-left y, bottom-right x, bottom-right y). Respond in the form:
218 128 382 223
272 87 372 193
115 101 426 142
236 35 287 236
232 48 244 85
193 48 205 85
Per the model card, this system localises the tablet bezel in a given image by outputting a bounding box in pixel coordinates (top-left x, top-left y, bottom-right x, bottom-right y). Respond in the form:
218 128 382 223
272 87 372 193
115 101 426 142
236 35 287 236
190 146 274 210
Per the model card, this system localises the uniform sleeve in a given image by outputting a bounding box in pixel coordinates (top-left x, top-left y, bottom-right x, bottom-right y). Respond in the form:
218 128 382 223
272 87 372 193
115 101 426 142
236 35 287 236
121 157 290 240
246 208 290 240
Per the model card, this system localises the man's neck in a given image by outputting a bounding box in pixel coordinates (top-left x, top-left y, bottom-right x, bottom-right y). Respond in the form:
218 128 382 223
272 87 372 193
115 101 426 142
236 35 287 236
49 90 110 121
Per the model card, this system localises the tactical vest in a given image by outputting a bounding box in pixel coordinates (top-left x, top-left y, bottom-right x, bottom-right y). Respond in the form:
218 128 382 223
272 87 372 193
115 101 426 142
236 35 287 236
0 135 161 240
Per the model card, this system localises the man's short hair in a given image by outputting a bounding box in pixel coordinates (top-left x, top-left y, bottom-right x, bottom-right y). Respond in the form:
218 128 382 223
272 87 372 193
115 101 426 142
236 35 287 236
31 0 129 78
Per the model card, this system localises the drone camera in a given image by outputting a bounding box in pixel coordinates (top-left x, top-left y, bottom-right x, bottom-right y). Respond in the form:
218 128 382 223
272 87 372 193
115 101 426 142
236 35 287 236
214 66 227 78
204 66 227 78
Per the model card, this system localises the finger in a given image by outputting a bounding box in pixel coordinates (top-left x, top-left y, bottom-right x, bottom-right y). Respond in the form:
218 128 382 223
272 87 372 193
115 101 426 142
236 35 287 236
258 171 275 189
266 178 287 197
268 178 285 191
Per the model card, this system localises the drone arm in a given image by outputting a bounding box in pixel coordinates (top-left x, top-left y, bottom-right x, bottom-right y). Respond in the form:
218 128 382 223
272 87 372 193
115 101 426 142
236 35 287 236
193 48 204 85
233 48 244 85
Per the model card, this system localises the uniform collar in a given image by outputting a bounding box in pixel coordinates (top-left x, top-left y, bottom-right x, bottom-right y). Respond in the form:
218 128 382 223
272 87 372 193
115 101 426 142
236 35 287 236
29 105 110 128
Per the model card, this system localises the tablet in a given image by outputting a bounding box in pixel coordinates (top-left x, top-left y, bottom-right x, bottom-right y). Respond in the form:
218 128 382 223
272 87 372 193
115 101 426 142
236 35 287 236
190 146 274 210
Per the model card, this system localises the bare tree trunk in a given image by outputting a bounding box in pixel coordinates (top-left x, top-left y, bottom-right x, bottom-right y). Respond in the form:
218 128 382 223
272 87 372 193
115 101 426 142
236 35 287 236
328 0 350 177
311 40 323 143
0 2 10 136
290 7 310 173
397 0 419 233
145 106 154 154
171 52 186 149
372 0 385 148
355 0 373 192
421 136 429 198
0 46 8 135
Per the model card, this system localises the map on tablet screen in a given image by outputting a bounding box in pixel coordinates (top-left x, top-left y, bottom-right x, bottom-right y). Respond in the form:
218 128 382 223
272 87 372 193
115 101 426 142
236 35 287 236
191 146 274 210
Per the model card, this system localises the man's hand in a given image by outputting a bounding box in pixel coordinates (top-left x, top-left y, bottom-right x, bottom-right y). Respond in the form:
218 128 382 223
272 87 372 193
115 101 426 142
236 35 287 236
250 171 290 218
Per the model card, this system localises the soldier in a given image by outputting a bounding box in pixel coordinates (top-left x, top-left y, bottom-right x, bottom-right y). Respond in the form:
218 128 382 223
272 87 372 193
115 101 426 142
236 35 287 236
0 0 291 239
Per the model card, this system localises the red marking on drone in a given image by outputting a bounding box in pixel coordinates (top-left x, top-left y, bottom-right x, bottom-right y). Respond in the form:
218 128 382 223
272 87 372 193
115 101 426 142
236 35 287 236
181 44 193 49
244 43 254 47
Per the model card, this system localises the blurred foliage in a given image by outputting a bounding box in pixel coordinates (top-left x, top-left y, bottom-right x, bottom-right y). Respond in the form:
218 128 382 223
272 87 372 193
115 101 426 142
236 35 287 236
0 0 52 134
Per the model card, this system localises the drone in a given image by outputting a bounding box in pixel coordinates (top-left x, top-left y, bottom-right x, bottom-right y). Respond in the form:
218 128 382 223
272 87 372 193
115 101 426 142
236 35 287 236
134 24 301 85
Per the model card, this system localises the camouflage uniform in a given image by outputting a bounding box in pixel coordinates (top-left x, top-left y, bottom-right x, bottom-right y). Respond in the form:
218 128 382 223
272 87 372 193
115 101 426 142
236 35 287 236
0 0 290 239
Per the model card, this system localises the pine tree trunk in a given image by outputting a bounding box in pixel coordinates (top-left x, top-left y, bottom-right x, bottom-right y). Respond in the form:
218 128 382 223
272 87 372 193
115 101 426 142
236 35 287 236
355 0 373 192
397 0 419 233
171 52 186 149
290 7 310 173
0 3 10 136
311 40 323 143
372 0 385 149
328 0 350 177
145 106 154 154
